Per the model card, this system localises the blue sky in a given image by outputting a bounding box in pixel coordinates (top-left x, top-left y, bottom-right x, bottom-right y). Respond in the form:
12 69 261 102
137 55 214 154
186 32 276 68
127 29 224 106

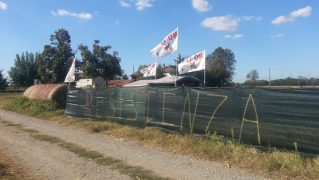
0 0 318 82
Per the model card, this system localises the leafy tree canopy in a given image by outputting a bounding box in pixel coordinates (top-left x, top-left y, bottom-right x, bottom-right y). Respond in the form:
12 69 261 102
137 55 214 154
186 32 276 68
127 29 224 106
8 52 38 87
79 40 122 80
0 69 8 90
206 47 236 87
246 69 259 86
37 28 73 83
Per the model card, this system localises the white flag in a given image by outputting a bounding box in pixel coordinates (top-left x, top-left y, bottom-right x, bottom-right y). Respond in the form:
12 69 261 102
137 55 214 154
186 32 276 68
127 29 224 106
151 28 178 58
140 62 157 77
178 50 206 75
64 58 76 83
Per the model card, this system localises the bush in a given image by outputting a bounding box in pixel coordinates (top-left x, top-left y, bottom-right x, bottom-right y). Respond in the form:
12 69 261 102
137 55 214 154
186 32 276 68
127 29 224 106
7 97 61 116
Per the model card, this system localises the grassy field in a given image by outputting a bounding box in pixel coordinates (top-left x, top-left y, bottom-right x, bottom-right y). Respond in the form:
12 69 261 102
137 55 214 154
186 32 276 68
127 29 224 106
1 92 319 179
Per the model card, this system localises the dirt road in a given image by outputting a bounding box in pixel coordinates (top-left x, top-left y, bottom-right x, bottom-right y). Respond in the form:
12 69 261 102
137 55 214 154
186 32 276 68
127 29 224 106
0 109 268 180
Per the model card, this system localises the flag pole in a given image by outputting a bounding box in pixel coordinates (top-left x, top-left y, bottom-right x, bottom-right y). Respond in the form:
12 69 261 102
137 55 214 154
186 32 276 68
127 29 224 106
204 50 206 87
175 52 178 87
175 27 179 87
155 58 157 79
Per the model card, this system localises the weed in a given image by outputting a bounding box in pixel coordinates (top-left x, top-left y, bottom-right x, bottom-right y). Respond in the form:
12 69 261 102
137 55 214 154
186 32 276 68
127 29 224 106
20 128 39 134
59 143 104 160
31 134 63 144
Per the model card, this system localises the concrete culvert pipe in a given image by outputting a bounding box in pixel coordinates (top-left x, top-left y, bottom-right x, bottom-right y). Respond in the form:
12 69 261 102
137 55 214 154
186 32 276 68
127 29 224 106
23 84 68 107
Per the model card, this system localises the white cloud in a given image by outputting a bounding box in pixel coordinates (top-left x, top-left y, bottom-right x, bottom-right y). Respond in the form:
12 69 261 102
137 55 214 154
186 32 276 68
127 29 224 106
242 16 254 21
192 0 212 12
136 0 153 11
201 16 239 31
0 1 7 10
119 1 131 8
290 6 312 18
271 33 284 39
241 16 262 21
272 6 312 25
255 16 262 21
224 34 243 40
51 9 93 20
272 15 294 25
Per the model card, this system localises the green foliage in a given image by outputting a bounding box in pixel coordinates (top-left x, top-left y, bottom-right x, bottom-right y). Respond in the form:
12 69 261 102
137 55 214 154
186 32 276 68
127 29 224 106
37 29 73 83
206 47 236 87
8 52 38 88
7 97 60 116
122 74 128 80
156 63 165 79
246 69 259 86
0 69 8 90
79 40 122 80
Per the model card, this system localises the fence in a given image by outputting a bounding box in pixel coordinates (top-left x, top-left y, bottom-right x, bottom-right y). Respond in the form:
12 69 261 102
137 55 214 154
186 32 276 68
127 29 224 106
65 87 319 154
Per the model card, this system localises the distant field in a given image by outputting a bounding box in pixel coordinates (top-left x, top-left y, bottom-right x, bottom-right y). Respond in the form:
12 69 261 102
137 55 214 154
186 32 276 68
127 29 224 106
258 85 319 88
0 93 22 109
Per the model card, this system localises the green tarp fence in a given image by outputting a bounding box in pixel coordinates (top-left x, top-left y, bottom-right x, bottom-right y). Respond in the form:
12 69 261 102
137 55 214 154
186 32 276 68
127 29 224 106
65 87 319 154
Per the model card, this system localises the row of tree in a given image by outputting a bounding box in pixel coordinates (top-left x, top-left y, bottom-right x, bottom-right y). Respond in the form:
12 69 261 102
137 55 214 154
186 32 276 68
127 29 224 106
8 29 123 88
5 28 239 87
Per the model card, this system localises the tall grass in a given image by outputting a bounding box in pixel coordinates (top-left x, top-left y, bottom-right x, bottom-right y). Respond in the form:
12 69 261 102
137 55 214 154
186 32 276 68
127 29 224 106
5 97 63 117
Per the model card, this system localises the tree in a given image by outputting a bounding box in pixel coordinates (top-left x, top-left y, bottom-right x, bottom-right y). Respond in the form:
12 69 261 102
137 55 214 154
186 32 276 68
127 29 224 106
38 29 73 83
172 53 185 75
79 40 122 80
156 64 165 79
206 47 236 87
246 69 259 86
122 74 129 80
8 52 38 87
0 69 8 90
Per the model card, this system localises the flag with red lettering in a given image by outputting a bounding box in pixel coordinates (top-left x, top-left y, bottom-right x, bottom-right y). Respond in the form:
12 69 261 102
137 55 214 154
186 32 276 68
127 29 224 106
151 28 178 58
64 58 76 83
178 50 206 75
140 62 157 77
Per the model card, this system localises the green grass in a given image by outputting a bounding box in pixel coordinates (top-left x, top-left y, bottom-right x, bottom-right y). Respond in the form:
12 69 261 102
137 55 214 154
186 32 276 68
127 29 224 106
5 96 63 117
1 94 319 179
58 142 104 160
31 134 64 144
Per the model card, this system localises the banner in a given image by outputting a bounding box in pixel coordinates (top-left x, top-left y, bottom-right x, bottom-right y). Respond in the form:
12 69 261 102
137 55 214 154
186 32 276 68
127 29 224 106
140 62 157 77
64 58 76 83
151 28 178 58
178 50 205 75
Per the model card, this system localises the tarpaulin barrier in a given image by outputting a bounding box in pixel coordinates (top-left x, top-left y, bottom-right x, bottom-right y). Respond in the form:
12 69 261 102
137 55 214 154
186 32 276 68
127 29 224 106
65 87 319 154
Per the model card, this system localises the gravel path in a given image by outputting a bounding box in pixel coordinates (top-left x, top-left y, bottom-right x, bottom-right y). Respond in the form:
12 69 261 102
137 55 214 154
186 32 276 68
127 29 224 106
0 109 269 180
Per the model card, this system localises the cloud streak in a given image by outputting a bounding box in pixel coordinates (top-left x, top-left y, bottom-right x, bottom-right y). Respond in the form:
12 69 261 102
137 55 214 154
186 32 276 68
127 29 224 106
201 16 239 31
192 0 212 12
224 34 243 40
0 1 7 10
51 9 93 20
271 33 284 39
272 6 312 25
136 0 153 11
119 0 131 8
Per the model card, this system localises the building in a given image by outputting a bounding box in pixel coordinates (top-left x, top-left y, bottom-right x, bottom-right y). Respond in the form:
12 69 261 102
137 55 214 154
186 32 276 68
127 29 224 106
123 76 202 87
107 80 134 87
